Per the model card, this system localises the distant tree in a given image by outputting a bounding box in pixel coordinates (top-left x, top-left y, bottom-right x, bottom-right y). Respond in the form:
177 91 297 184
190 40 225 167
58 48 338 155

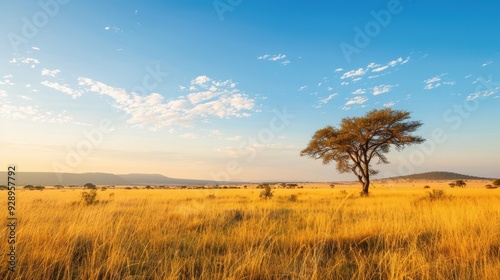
83 183 97 189
493 179 500 186
54 185 64 189
301 108 424 196
24 185 34 190
449 182 456 188
454 180 466 188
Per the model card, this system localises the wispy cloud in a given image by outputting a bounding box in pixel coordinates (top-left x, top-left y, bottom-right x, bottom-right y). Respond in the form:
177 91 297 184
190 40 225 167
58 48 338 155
340 68 365 80
41 68 61 77
373 84 397 95
0 74 15 86
383 101 396 108
316 93 338 107
423 73 454 90
298 85 308 91
258 53 290 65
41 81 82 98
77 75 256 131
352 88 366 95
482 61 492 67
345 96 368 106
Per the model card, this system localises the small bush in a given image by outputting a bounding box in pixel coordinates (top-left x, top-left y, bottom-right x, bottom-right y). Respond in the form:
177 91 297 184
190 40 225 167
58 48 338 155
492 179 500 186
340 190 348 195
485 184 498 189
289 194 298 202
207 194 216 199
259 184 274 199
423 185 431 189
428 189 446 201
81 189 99 205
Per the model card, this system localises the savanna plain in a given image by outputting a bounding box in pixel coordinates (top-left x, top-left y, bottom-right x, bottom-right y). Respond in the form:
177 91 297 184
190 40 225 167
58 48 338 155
1 181 500 280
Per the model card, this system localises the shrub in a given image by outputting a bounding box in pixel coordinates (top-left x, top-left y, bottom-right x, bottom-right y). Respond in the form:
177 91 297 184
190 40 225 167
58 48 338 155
423 185 431 189
485 184 498 189
81 189 99 205
428 189 446 201
493 179 500 186
259 184 274 199
289 194 298 202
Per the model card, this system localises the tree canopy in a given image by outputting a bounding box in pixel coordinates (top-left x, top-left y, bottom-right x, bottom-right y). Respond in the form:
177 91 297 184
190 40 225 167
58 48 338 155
300 108 424 195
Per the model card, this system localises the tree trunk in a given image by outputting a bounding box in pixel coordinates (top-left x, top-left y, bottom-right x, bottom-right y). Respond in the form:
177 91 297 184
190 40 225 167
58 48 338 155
361 178 370 196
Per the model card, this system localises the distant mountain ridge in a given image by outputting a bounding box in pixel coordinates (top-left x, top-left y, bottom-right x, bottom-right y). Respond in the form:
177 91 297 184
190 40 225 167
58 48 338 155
0 172 215 186
385 171 492 180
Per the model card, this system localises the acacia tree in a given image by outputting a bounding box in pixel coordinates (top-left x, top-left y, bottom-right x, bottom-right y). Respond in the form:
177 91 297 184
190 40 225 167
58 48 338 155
300 108 424 196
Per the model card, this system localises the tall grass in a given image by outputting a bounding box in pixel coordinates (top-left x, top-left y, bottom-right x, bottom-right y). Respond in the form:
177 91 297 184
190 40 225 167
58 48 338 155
1 187 500 279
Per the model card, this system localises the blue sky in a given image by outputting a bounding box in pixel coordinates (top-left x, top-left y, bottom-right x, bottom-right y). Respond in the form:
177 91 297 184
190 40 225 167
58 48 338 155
1 0 499 182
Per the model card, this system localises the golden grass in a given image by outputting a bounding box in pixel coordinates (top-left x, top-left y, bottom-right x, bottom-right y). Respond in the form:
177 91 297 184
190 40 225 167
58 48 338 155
1 184 500 279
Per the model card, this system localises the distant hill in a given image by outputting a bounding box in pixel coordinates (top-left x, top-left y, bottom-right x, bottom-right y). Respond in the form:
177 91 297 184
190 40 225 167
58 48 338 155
386 171 492 181
0 172 216 186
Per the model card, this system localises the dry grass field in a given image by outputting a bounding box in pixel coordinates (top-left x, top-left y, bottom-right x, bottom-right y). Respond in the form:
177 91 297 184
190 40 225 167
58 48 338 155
1 181 500 279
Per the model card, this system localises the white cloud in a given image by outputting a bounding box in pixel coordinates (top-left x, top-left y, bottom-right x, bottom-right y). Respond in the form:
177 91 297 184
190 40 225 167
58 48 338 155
192 75 211 86
466 89 498 101
258 53 290 65
352 88 366 95
423 73 453 90
41 68 61 77
104 26 122 33
372 65 389 72
0 100 72 124
20 95 33 101
0 75 14 86
20 57 40 64
334 68 343 72
32 46 40 51
345 96 368 106
384 101 396 108
41 81 82 98
298 85 308 91
367 62 381 69
482 61 492 67
317 93 338 106
78 76 255 131
373 84 397 95
341 68 365 80
370 56 410 73
269 54 286 61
